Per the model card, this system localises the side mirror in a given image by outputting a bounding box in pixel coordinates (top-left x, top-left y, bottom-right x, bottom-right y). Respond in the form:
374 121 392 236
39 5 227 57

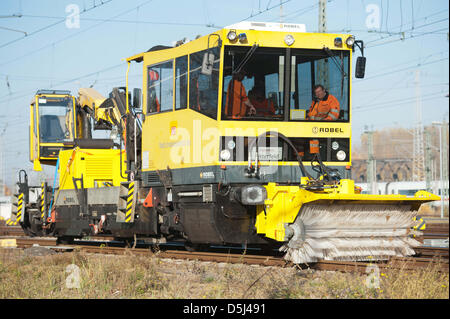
355 56 366 79
132 88 142 109
201 52 214 75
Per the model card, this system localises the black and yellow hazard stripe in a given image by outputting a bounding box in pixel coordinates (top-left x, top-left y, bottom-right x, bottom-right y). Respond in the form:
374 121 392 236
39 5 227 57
413 215 426 231
40 183 46 220
125 182 134 223
15 193 24 225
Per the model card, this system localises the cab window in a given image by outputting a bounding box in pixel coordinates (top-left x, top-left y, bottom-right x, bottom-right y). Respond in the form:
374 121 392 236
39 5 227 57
189 47 220 119
147 60 174 113
222 46 285 121
37 96 74 143
290 49 349 122
175 55 188 110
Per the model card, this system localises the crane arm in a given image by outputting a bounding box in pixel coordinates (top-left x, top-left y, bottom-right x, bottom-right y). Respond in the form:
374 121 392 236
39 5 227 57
77 87 126 135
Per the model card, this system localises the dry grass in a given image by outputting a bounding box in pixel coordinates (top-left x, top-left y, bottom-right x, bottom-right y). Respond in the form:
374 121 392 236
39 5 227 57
0 248 448 299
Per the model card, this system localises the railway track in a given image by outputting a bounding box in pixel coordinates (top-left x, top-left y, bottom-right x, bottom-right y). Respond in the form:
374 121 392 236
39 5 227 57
2 236 447 274
413 246 449 258
0 226 25 237
1 219 448 273
1 220 447 239
421 223 449 240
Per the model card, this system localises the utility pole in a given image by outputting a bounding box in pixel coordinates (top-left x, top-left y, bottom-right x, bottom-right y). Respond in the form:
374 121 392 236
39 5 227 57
279 0 284 23
365 126 377 194
424 129 432 192
318 0 327 32
433 120 448 218
317 0 329 89
412 70 425 181
0 124 6 197
442 120 448 217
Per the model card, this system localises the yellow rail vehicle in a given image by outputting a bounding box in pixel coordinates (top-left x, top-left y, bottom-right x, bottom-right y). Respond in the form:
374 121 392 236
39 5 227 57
122 22 438 261
12 88 129 235
11 22 439 262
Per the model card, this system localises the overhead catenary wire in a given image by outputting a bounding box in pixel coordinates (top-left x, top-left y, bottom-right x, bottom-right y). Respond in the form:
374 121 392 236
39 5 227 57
17 14 222 28
0 63 124 104
240 0 292 22
327 8 448 43
0 0 156 68
353 90 447 111
0 0 295 102
365 17 449 45
367 27 449 48
0 0 114 50
353 56 449 82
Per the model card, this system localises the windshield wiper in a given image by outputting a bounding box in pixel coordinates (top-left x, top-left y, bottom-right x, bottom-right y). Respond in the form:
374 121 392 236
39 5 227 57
234 44 259 74
323 47 346 78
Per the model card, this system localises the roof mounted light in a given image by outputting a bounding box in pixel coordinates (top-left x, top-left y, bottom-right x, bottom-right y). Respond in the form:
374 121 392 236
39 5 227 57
238 33 247 43
227 30 237 41
346 36 355 46
334 37 343 47
284 34 295 46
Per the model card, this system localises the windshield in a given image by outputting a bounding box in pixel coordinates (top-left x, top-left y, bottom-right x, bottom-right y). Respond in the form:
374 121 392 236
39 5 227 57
38 96 74 143
221 46 349 122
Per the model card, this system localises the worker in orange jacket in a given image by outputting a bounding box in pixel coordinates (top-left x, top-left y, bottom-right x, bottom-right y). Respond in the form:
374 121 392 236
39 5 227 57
225 70 256 119
306 84 340 121
249 86 275 116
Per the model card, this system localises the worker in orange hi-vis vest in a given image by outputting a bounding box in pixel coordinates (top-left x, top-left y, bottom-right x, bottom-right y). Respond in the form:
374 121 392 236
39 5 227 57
225 70 256 119
249 86 275 116
306 84 340 121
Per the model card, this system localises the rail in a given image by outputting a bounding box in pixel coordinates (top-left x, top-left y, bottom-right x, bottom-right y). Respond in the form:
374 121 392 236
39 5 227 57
2 237 446 273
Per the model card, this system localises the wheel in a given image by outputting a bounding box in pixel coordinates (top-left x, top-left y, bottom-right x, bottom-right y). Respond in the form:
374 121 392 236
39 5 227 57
184 241 209 252
21 209 43 237
57 236 74 245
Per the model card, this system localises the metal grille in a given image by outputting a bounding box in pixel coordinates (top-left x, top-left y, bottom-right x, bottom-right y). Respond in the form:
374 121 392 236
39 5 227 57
85 159 113 178
147 172 161 184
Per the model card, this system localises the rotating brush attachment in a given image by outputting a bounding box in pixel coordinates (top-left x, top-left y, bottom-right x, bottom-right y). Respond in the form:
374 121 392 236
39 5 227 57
281 203 423 264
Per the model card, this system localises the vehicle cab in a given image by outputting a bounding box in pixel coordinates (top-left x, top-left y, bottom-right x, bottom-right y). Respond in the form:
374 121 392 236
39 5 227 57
29 90 77 170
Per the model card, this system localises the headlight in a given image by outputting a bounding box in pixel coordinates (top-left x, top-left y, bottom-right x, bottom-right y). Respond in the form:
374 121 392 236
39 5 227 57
241 185 267 205
220 149 231 161
284 34 295 46
227 30 237 41
336 150 346 161
227 140 236 149
331 141 339 150
346 36 355 46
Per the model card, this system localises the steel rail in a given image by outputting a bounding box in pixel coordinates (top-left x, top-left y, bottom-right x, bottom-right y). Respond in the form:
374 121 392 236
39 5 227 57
6 237 447 273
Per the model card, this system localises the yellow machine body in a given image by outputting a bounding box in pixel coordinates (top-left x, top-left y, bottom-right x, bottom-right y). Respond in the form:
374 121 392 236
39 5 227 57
256 180 440 242
122 22 440 262
57 148 126 190
129 26 353 171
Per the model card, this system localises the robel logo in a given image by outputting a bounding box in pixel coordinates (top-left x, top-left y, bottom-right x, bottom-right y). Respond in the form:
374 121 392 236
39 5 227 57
312 127 344 134
63 196 76 204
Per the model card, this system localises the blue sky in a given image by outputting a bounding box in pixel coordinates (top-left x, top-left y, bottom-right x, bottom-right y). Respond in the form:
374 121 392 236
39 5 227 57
0 0 448 188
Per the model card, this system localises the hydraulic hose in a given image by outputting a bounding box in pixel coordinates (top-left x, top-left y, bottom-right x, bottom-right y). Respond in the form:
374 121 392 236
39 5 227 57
247 131 315 183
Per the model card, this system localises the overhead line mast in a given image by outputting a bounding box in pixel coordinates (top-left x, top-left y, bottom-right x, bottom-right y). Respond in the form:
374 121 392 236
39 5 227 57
412 70 425 181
